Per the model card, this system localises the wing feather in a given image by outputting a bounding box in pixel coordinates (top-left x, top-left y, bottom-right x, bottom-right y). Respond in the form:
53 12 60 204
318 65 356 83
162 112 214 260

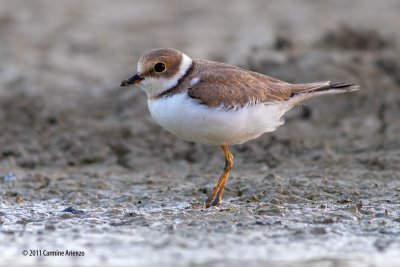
185 61 354 109
187 67 293 109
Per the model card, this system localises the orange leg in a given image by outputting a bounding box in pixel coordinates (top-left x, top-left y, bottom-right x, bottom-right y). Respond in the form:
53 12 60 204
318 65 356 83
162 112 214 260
205 144 234 208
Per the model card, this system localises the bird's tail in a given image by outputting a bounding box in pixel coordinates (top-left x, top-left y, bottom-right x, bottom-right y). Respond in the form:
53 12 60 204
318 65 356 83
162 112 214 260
291 81 359 96
281 81 359 114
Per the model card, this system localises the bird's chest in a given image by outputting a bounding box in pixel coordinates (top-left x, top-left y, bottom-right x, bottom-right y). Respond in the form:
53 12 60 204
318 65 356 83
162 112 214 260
147 93 225 144
146 93 284 145
148 94 188 130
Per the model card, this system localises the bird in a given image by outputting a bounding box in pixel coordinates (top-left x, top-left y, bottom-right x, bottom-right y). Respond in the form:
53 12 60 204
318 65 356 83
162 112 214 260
120 48 358 208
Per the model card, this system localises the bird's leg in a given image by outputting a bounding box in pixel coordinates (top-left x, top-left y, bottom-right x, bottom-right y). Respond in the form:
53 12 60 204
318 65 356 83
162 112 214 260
205 144 234 208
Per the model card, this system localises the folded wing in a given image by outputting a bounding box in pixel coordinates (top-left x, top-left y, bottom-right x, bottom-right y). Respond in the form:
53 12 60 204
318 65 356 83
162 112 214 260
187 65 358 109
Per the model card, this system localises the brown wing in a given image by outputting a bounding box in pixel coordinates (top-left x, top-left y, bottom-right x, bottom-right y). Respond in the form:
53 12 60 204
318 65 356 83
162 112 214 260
185 60 352 109
187 66 294 109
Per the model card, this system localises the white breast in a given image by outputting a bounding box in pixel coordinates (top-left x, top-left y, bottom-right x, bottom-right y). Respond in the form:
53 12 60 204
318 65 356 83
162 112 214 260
147 93 287 145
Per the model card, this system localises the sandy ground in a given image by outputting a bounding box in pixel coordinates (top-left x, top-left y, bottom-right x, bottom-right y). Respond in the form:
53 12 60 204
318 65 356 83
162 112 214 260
1 0 400 266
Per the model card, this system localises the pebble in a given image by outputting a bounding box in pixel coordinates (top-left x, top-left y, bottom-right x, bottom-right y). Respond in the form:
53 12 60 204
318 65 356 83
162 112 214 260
2 172 17 182
15 195 23 204
62 207 85 215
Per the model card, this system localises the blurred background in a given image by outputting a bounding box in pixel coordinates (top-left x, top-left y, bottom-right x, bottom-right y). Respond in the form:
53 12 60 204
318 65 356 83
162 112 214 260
0 0 399 170
1 1 400 266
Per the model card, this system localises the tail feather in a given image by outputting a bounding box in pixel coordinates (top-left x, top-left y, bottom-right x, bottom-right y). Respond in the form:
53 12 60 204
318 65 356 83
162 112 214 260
280 81 359 114
324 82 360 92
290 81 359 97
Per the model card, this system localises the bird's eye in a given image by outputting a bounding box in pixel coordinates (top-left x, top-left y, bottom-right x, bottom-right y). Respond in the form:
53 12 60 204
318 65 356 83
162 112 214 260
154 62 166 73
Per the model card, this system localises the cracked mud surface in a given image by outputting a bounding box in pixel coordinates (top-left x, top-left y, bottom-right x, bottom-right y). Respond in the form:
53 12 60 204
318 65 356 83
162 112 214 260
1 1 400 266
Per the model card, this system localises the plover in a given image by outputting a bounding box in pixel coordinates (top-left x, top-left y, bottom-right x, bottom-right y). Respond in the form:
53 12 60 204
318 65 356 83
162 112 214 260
121 48 358 207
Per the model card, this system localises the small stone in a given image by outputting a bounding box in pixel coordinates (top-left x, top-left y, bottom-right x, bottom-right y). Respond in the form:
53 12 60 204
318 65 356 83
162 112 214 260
321 218 334 224
15 195 23 204
4 172 18 182
254 221 270 226
356 201 363 210
270 198 284 205
337 198 351 204
62 207 84 215
350 206 359 213
167 224 176 232
60 213 74 219
45 224 56 231
310 227 327 235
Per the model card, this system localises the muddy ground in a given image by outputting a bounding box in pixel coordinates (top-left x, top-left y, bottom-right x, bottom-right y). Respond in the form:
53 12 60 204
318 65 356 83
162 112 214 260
1 1 400 266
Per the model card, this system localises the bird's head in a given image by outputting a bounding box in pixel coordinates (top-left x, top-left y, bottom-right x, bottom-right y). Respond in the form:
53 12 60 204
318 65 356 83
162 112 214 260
120 48 192 97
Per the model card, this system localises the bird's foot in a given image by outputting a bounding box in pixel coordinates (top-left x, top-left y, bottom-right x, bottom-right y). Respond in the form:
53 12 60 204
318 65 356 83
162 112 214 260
205 188 223 208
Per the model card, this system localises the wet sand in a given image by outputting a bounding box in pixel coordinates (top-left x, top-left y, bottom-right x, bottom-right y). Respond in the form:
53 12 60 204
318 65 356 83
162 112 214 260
1 1 400 266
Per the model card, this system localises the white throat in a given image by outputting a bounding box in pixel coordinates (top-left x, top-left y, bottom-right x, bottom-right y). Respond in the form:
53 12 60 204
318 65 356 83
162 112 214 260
138 53 193 98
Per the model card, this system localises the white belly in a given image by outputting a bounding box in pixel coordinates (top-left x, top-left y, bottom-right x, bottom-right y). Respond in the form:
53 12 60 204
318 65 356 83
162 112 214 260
147 93 287 145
